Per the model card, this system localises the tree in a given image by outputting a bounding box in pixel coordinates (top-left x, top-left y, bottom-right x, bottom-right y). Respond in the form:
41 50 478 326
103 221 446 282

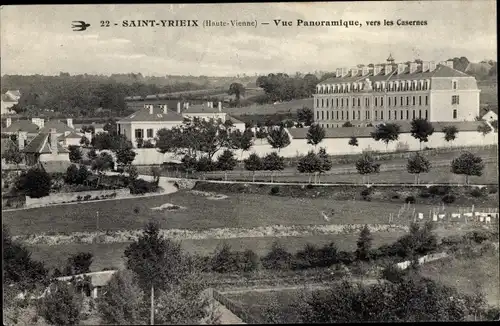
116 147 137 167
297 151 322 184
451 152 485 185
91 152 115 185
98 269 145 325
297 107 314 126
348 136 359 152
442 125 458 146
317 147 332 183
355 153 381 184
91 132 131 151
136 138 144 148
230 129 254 160
262 152 285 183
267 126 291 152
255 127 268 144
306 124 325 148
124 221 185 324
65 252 93 275
2 141 23 165
150 166 161 183
126 165 139 181
79 136 90 147
38 281 82 326
342 121 353 128
68 145 82 163
355 225 373 261
103 119 117 135
216 149 237 180
65 164 79 184
88 148 97 160
410 119 435 150
3 225 48 291
407 153 431 184
244 153 263 182
228 83 245 104
76 165 91 185
477 123 492 136
16 168 52 198
371 123 401 151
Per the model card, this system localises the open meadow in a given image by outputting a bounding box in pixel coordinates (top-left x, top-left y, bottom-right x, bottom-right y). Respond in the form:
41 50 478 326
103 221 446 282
3 190 443 236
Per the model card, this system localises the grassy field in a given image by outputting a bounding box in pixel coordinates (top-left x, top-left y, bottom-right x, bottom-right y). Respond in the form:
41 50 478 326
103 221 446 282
419 251 500 307
28 232 407 272
3 191 437 236
207 163 498 185
224 98 313 115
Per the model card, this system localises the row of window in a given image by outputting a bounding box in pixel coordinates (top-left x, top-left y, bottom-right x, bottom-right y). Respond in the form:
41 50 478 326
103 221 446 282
316 109 430 121
134 128 155 139
316 79 432 94
316 95 429 109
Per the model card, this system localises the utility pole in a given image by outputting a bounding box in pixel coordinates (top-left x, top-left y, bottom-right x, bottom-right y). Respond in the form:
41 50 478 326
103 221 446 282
96 211 99 231
150 284 155 325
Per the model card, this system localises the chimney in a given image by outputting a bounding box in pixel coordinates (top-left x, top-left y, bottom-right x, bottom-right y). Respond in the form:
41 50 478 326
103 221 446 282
218 101 222 112
206 101 211 108
429 61 436 72
6 117 12 128
149 104 153 115
186 102 190 110
18 131 27 151
335 68 342 77
362 66 369 76
177 102 181 114
341 68 348 78
162 104 168 114
66 118 73 129
350 68 358 77
50 128 57 155
384 65 392 75
446 60 454 69
409 62 418 74
397 63 406 74
374 66 382 75
422 61 430 72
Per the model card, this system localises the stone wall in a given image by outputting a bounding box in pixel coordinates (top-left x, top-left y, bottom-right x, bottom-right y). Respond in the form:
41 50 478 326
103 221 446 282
25 188 130 208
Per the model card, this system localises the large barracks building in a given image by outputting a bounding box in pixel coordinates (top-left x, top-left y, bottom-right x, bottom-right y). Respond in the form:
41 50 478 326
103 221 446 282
313 55 480 128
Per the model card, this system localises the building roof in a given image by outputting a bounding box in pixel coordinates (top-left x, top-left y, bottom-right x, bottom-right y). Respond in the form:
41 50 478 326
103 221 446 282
1 94 18 102
227 115 245 125
73 123 105 131
23 132 69 154
58 131 83 140
38 120 76 134
318 64 471 85
287 121 489 139
1 138 16 155
3 120 40 133
40 161 73 174
183 103 221 114
56 270 117 287
118 105 184 123
7 90 21 98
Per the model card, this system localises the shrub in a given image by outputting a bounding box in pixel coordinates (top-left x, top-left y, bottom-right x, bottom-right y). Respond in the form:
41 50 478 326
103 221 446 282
133 207 140 214
392 194 400 199
405 196 416 204
306 184 314 189
240 249 260 272
270 186 280 195
129 178 158 195
261 242 293 270
465 230 493 244
381 264 407 283
94 196 100 200
337 251 356 265
76 195 82 201
361 188 371 197
428 186 449 196
15 168 52 198
83 195 91 201
293 242 339 270
488 186 498 194
442 194 456 204
469 188 485 198
419 190 431 198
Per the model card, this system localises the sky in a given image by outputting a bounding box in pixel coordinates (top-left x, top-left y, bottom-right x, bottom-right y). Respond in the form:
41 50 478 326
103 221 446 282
0 1 497 77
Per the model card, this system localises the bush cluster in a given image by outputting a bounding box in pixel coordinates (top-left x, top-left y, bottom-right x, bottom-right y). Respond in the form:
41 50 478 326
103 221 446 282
270 186 280 195
469 188 485 198
441 194 456 204
129 178 159 195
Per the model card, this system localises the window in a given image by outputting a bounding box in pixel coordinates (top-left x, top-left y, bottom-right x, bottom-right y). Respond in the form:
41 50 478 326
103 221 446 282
381 97 384 107
358 98 361 106
322 99 324 108
327 111 330 120
381 111 384 120
353 98 356 107
400 97 403 106
400 110 404 120
394 110 397 120
327 124 329 128
147 128 153 138
419 110 422 119
321 111 324 120
346 111 349 120
316 99 319 108
425 110 428 119
388 97 391 106
375 98 378 107
341 98 344 107
341 111 344 120
367 111 370 120
336 98 339 107
336 111 339 120
453 109 457 119
412 96 415 106
452 80 457 90
394 96 397 106
406 96 409 106
425 96 428 105
452 95 459 105
375 110 378 120
406 110 409 120
347 98 349 107
389 110 391 120
419 96 422 106
358 110 360 120
412 110 416 119
317 111 320 120
134 129 144 139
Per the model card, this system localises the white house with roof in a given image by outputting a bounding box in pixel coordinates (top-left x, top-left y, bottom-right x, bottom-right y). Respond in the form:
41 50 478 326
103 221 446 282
117 100 245 148
1 90 21 115
481 109 498 122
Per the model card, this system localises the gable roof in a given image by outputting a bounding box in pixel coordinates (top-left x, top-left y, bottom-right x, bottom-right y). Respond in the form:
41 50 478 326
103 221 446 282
318 64 472 85
227 115 245 125
287 121 489 139
23 132 69 154
40 161 73 174
58 131 83 140
118 105 184 123
38 120 76 134
3 120 40 133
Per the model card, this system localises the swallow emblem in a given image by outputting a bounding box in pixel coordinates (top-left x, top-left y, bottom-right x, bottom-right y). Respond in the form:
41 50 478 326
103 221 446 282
72 21 91 31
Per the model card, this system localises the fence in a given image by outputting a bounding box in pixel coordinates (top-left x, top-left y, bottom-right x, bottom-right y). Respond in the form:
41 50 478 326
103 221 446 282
212 289 259 324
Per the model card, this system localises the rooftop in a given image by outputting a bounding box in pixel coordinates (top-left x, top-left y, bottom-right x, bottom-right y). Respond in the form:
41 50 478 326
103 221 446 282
118 105 184 123
3 120 39 133
227 115 245 125
58 131 82 140
40 161 74 174
183 103 222 114
56 270 117 287
287 121 489 139
38 120 76 134
23 132 69 154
